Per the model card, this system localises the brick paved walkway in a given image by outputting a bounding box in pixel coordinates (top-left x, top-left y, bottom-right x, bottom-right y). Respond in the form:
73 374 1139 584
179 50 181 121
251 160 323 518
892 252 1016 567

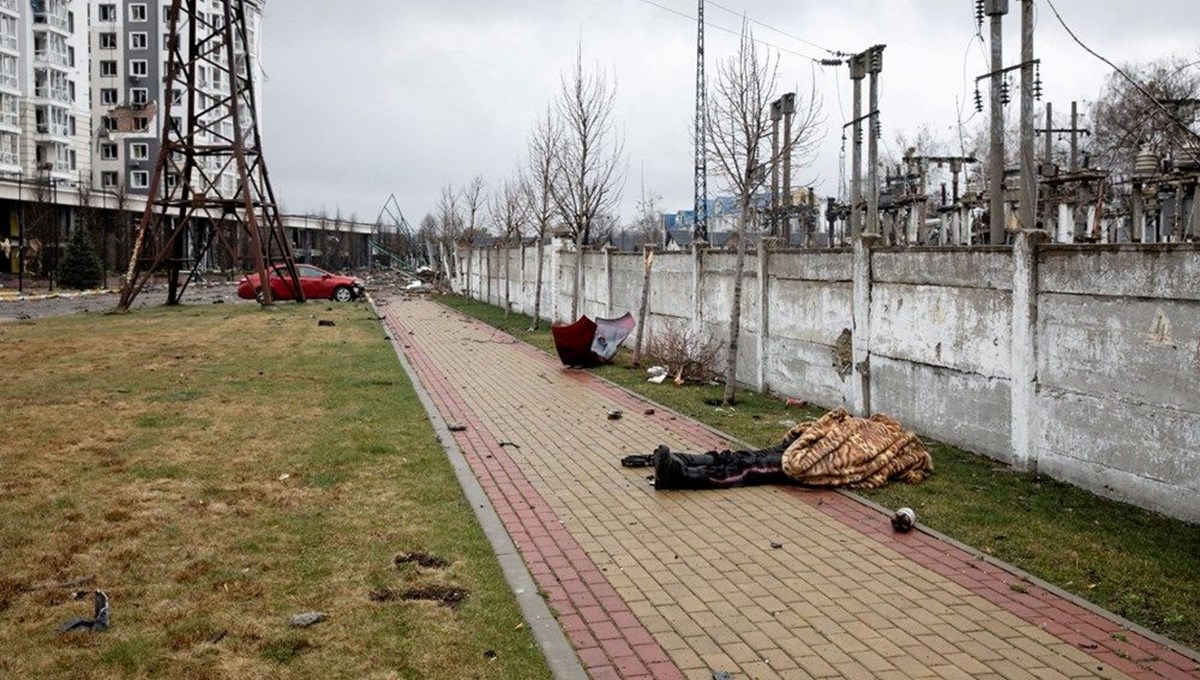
381 297 1199 680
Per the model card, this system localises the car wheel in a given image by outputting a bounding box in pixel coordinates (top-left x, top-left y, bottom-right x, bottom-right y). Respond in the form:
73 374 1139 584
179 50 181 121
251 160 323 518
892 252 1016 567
254 287 264 303
332 286 354 303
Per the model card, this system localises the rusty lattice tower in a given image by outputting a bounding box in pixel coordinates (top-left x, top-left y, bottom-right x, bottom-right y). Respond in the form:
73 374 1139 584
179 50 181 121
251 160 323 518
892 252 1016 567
117 0 302 310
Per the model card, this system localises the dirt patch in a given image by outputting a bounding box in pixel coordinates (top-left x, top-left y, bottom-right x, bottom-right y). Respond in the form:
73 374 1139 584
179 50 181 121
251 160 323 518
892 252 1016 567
400 585 469 609
393 551 449 569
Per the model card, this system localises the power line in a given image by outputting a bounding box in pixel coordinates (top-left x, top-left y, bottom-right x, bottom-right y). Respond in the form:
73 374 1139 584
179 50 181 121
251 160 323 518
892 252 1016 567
1044 0 1200 146
636 0 822 62
705 0 840 56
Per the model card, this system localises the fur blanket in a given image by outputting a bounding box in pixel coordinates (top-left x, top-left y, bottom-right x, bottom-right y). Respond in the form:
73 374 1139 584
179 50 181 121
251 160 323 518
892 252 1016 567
780 408 933 489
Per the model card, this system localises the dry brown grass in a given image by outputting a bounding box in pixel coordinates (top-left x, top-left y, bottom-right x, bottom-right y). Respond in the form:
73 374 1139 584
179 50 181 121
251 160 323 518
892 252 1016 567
0 303 550 679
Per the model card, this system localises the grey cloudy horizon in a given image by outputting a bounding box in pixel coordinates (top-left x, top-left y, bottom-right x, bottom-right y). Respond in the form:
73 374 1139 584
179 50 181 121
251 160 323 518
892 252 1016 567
260 1 1200 228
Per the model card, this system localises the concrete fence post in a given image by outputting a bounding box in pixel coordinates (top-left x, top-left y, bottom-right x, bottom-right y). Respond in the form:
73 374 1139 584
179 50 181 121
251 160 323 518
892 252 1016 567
757 237 779 393
851 235 879 416
484 247 492 305
550 236 565 324
632 244 657 365
519 241 527 313
603 245 616 317
691 240 707 335
1011 229 1047 472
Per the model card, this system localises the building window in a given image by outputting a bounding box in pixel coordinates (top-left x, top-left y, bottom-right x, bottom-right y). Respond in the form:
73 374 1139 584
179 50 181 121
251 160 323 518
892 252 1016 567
98 4 117 22
130 88 148 105
133 116 149 132
100 60 117 77
99 32 116 49
101 171 119 187
169 116 181 133
131 143 149 160
130 60 147 77
68 46 74 67
171 88 182 105
131 170 149 188
69 149 76 170
100 143 118 160
102 116 117 131
68 11 74 34
130 4 148 22
129 32 147 50
100 88 117 105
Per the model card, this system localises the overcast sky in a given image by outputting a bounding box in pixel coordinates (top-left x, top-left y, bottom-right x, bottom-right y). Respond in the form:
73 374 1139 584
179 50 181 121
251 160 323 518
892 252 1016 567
260 1 1200 228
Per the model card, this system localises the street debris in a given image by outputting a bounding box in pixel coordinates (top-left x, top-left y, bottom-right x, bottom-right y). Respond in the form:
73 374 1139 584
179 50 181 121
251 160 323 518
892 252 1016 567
448 424 468 432
288 611 328 628
607 409 623 421
785 398 808 409
400 585 468 609
317 319 336 327
59 590 109 633
551 313 636 367
891 507 917 533
643 408 656 415
646 408 933 491
770 541 783 549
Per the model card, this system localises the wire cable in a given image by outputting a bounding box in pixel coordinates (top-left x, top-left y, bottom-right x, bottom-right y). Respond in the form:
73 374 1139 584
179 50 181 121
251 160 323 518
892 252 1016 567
636 0 823 62
705 0 840 56
1044 0 1200 145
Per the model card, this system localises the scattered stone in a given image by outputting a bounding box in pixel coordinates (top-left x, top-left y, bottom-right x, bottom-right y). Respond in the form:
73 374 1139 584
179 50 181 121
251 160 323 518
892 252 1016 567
484 649 497 660
713 672 733 680
643 408 656 416
317 319 336 327
288 612 328 628
770 541 783 549
785 398 807 408
211 299 224 304
448 424 468 432
207 630 227 644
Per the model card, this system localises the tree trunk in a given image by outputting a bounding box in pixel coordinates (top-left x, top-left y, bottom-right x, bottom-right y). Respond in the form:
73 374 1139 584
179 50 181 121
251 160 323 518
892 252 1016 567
465 245 473 299
532 238 545 329
504 239 511 318
721 206 751 405
632 246 654 365
571 234 584 320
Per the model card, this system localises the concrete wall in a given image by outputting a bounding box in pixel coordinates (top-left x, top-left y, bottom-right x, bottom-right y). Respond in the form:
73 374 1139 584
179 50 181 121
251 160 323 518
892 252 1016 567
459 239 1200 523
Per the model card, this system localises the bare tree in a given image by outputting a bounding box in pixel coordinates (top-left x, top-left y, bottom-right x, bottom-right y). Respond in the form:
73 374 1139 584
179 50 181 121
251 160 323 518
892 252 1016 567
490 176 530 318
1092 54 1200 181
631 188 663 247
525 104 560 329
706 23 822 405
461 175 487 243
551 45 626 320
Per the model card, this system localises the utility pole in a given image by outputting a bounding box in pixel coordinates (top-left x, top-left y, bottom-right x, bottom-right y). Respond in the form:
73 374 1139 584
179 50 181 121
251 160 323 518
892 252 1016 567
850 53 866 239
693 0 708 241
866 45 885 237
781 92 796 244
770 99 781 237
987 0 1007 244
1018 0 1037 232
1069 100 1079 171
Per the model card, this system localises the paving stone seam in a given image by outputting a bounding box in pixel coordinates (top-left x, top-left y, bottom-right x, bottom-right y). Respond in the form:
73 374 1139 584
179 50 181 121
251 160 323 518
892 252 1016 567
437 302 1200 679
382 305 686 680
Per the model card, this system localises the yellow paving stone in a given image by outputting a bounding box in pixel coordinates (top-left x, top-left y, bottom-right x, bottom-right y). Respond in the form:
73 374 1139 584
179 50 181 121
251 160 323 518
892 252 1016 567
389 299 1133 680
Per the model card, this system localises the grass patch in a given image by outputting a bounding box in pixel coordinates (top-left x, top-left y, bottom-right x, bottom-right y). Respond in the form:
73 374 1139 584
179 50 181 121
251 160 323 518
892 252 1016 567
0 302 550 679
439 293 1200 650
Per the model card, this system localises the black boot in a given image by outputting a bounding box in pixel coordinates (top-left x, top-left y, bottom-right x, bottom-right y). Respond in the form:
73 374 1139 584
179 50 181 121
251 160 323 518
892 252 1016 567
653 445 719 490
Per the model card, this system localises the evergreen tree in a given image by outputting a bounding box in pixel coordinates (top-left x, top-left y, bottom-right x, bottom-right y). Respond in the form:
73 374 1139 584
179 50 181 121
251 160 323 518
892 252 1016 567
57 225 104 290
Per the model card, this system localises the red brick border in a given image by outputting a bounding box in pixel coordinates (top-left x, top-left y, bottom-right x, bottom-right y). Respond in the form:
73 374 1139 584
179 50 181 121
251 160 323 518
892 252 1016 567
387 314 685 680
435 307 1200 680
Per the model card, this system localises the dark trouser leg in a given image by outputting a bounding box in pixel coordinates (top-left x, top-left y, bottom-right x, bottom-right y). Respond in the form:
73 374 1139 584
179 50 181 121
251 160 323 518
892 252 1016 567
653 445 787 490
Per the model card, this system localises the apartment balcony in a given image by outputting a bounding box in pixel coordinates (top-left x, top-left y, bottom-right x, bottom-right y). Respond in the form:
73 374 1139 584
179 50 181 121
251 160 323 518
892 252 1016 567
35 122 70 138
32 11 70 35
0 72 16 92
0 0 18 15
33 85 70 104
0 34 17 53
34 49 71 69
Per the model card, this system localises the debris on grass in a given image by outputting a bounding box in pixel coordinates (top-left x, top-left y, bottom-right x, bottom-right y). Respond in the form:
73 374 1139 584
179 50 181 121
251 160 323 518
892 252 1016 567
288 612 328 628
401 585 468 609
393 551 449 569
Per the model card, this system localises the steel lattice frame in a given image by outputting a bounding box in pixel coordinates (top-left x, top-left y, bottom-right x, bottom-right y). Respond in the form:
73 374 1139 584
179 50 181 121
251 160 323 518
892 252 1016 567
118 0 302 310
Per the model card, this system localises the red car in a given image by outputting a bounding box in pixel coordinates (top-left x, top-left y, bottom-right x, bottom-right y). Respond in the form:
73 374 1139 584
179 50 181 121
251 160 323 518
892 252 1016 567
237 264 366 303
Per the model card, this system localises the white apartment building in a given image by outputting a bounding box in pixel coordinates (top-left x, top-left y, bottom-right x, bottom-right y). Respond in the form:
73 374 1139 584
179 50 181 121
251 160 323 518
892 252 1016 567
0 0 91 182
88 0 264 197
